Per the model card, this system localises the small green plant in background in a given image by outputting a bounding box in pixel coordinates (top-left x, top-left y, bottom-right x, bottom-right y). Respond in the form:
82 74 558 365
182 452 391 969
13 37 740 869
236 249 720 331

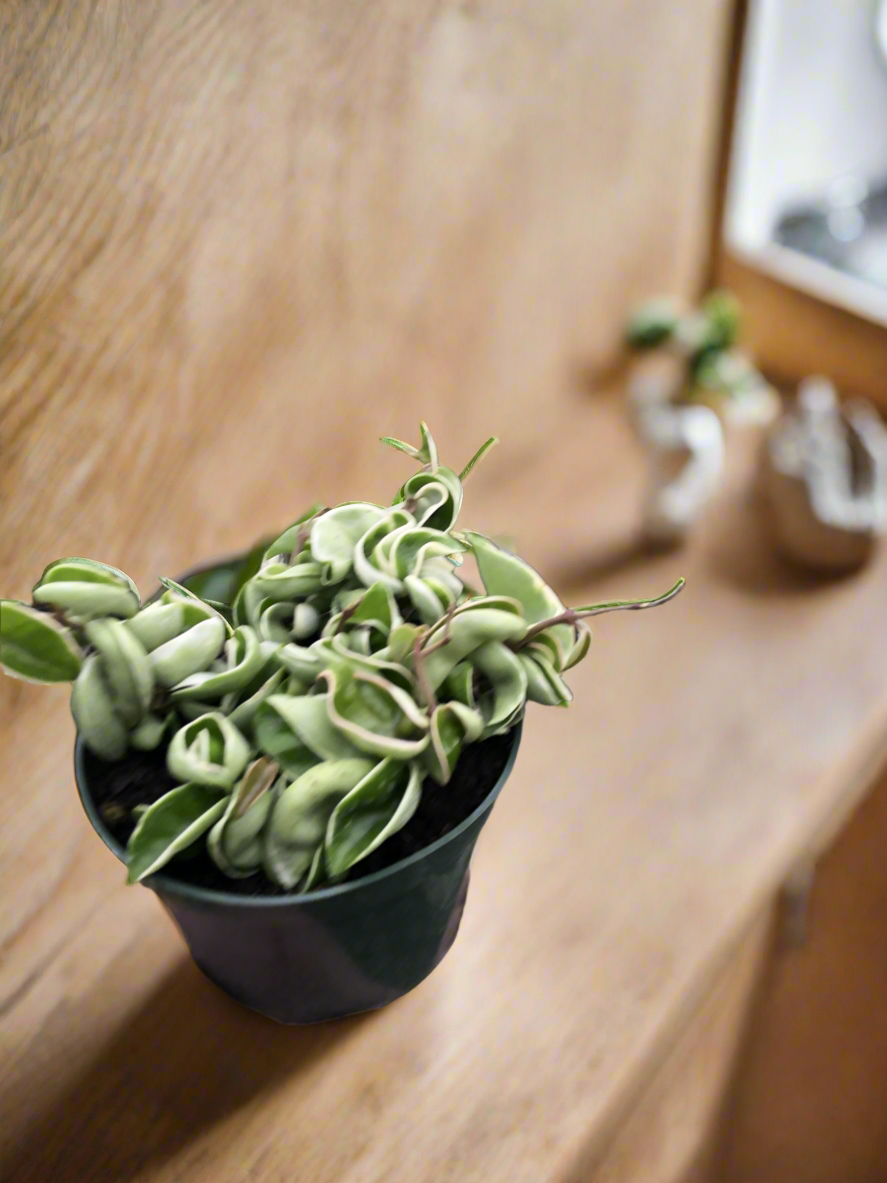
1 426 682 891
626 289 776 418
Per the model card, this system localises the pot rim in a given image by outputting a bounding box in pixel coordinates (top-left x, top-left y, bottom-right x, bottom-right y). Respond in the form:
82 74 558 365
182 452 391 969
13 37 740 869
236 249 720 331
74 722 521 908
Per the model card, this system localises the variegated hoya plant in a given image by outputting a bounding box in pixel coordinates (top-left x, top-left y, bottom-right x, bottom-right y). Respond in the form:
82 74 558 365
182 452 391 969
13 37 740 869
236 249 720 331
0 426 682 891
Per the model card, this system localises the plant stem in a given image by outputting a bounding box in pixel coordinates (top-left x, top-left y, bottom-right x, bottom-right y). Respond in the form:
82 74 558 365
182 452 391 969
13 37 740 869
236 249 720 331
514 578 685 648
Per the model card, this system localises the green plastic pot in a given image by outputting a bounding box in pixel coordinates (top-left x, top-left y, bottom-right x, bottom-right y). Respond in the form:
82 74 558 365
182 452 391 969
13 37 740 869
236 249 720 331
74 724 520 1024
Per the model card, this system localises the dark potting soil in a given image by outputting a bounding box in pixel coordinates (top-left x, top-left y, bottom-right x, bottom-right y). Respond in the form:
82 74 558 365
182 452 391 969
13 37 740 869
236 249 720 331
83 729 515 896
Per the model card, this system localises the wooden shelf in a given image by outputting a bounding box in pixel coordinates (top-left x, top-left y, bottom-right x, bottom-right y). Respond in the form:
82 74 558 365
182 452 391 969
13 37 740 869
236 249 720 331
4 402 887 1182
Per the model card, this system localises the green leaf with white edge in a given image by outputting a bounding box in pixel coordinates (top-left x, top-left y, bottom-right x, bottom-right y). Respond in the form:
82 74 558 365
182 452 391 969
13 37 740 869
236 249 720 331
84 618 153 727
318 633 418 696
404 574 446 625
422 701 484 785
158 578 234 637
302 844 327 892
382 527 466 581
518 651 573 707
443 661 477 709
262 503 327 564
458 435 498 482
310 503 386 585
274 642 323 688
353 508 415 591
261 693 364 761
462 532 574 669
33 573 140 621
250 560 324 602
149 616 226 688
379 622 423 665
253 700 322 777
71 655 129 760
33 558 141 621
0 600 84 683
208 757 279 876
397 467 463 531
124 601 189 651
126 783 228 883
470 640 529 738
326 759 422 878
169 625 264 702
319 663 429 760
348 581 401 632
167 712 250 788
226 667 286 733
421 608 527 691
264 758 375 889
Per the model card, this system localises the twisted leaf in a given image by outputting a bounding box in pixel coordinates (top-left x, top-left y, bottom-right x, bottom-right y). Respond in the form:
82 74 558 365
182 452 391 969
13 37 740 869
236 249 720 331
169 625 265 702
463 532 575 670
262 503 327 563
470 641 528 737
208 757 279 876
318 662 429 759
149 615 226 688
167 712 250 788
420 604 526 690
126 783 228 883
422 702 484 785
264 758 375 888
0 600 83 683
84 618 153 727
310 503 386 585
326 759 422 877
33 558 140 621
226 668 286 732
71 655 129 760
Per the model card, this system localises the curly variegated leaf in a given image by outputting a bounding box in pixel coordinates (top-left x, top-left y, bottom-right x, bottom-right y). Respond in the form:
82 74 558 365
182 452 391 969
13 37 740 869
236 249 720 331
32 558 140 622
169 625 265 702
326 759 422 877
254 562 325 605
256 692 363 765
85 618 153 727
318 661 429 759
167 712 250 788
422 702 484 785
322 581 402 650
126 782 229 883
148 614 226 689
470 641 528 738
71 655 130 760
225 667 286 733
419 601 526 691
208 757 279 876
310 503 386 585
264 757 375 888
261 503 327 564
518 650 573 707
0 600 84 684
157 579 234 637
463 532 575 671
352 508 414 591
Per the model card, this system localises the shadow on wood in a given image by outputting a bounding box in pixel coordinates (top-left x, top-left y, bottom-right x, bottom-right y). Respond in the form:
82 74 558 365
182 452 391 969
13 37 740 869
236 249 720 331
1 957 367 1183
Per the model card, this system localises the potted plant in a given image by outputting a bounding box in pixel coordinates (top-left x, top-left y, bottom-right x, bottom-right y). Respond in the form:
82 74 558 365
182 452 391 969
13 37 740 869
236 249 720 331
1 425 682 1023
623 290 778 546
